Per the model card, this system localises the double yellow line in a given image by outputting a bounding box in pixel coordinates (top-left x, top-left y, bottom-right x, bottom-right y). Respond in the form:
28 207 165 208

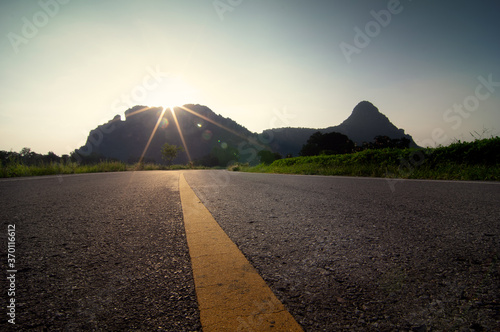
179 174 303 331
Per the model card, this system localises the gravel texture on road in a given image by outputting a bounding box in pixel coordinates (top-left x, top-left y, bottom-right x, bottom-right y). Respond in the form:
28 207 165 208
0 172 201 331
184 170 500 331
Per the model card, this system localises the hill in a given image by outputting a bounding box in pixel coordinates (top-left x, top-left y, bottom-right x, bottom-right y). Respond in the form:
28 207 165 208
74 104 262 166
73 101 417 165
264 101 418 157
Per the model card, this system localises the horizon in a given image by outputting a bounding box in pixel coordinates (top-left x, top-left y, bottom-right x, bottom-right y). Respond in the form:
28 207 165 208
1 0 500 155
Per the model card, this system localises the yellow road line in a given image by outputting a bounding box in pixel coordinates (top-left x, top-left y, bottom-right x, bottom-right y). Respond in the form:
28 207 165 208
179 173 303 331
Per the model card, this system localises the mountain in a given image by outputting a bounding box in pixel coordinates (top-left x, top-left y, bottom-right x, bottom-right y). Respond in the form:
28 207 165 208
328 101 414 145
264 101 418 157
74 104 263 165
73 101 417 165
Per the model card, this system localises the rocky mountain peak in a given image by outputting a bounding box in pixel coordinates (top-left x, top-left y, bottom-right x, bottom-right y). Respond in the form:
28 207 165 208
352 100 379 114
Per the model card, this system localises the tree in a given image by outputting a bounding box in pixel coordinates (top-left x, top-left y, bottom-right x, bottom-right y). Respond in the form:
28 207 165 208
43 151 60 164
161 143 184 166
20 147 31 157
19 147 35 165
300 132 323 156
365 136 411 150
209 145 239 167
258 150 282 165
300 131 354 156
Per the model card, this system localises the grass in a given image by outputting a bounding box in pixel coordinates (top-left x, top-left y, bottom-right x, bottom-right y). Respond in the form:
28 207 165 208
0 161 208 178
0 161 127 178
233 137 500 181
3 138 498 180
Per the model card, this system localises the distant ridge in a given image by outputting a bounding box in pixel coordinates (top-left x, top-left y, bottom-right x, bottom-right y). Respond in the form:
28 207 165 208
74 104 257 165
265 101 417 157
74 101 417 164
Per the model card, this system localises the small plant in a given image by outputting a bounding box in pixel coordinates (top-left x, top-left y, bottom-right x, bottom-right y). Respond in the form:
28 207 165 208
228 162 249 172
134 162 145 171
161 143 184 167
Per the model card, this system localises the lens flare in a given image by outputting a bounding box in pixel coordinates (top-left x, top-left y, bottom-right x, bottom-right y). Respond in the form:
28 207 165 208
133 104 267 167
160 118 169 129
202 130 212 140
177 105 265 149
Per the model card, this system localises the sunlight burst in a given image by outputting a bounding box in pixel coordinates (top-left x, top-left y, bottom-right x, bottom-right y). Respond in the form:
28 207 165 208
143 75 198 110
170 107 192 163
138 107 167 164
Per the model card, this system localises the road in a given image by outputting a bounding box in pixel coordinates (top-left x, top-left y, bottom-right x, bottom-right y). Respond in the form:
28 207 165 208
1 170 499 331
0 171 199 330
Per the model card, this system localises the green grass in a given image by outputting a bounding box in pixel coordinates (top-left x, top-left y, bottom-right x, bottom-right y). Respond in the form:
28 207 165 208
0 161 128 178
233 137 500 181
0 161 209 178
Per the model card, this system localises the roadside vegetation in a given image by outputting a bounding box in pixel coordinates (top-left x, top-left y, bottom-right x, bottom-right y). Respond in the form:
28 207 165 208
3 137 498 181
232 136 500 181
0 160 205 178
0 145 205 178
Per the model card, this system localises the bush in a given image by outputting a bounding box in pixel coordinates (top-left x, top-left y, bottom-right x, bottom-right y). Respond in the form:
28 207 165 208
238 137 500 181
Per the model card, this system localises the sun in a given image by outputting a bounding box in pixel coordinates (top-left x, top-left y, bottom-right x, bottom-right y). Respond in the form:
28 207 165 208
143 75 199 110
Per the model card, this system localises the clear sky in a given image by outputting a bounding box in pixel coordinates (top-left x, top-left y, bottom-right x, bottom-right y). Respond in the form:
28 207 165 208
1 0 499 155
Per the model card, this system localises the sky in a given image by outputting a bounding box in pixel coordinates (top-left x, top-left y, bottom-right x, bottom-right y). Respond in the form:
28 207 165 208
1 0 499 155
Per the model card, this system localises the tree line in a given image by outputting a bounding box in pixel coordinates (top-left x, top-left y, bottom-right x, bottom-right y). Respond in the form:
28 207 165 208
1 132 411 168
299 131 411 157
0 148 72 166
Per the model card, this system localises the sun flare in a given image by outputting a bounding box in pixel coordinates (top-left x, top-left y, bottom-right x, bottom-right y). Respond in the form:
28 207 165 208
143 75 199 110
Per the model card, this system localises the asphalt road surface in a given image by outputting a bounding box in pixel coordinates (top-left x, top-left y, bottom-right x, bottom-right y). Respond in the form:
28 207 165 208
185 171 500 331
1 170 499 331
0 171 199 331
